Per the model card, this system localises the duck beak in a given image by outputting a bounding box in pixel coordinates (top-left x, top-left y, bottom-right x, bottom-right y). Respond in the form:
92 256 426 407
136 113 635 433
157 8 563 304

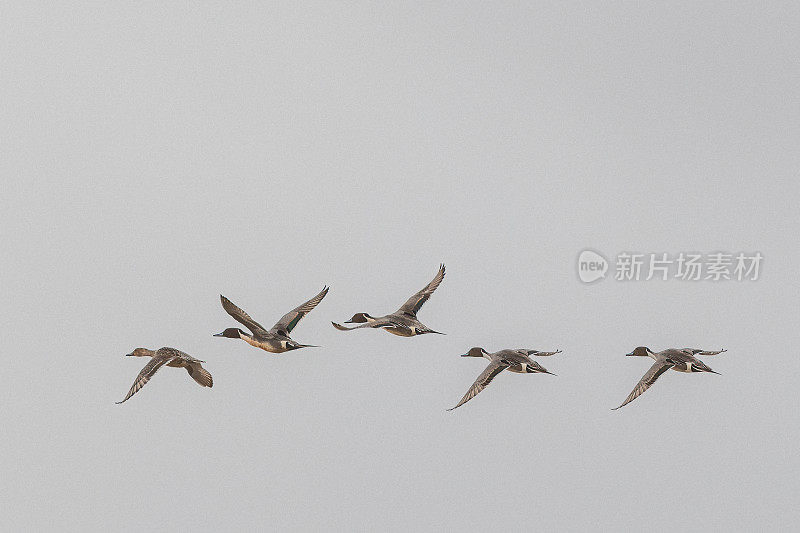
212 332 224 337
125 353 133 357
625 351 634 356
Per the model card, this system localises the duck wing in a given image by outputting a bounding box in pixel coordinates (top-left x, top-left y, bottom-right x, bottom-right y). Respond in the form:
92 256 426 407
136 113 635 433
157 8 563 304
271 286 329 335
186 362 213 388
395 264 445 317
448 360 507 411
116 354 177 404
219 295 270 336
612 361 673 410
682 348 726 356
523 349 562 356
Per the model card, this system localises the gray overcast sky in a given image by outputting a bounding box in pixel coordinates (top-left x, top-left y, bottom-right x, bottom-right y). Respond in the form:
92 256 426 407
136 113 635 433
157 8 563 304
1 2 798 531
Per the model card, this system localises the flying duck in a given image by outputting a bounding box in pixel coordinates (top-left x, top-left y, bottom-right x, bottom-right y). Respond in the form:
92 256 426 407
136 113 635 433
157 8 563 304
612 346 726 410
116 347 213 404
332 264 445 337
214 286 329 353
448 347 561 411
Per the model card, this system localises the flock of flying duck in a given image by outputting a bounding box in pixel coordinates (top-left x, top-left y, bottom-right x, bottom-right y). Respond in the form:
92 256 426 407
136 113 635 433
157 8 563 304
117 264 726 410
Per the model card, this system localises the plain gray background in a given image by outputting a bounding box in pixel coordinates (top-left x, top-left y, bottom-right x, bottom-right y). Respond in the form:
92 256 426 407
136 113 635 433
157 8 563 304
1 2 798 531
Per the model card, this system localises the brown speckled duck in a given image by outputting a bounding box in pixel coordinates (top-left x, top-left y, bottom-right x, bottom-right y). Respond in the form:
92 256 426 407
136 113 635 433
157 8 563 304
116 347 213 404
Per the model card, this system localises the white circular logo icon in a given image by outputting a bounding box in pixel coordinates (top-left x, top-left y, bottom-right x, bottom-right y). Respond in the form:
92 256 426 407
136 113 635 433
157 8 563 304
578 250 608 283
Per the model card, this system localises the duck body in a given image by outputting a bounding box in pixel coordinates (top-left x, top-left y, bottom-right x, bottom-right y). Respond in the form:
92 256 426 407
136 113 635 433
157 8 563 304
241 333 292 352
379 313 424 337
223 327 312 352
643 347 720 374
663 349 717 373
492 349 556 374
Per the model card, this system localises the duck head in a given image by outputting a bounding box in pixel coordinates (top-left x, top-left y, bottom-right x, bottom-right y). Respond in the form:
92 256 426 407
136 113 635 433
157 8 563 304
460 347 487 358
126 348 152 357
213 327 245 338
626 346 652 357
345 313 373 324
